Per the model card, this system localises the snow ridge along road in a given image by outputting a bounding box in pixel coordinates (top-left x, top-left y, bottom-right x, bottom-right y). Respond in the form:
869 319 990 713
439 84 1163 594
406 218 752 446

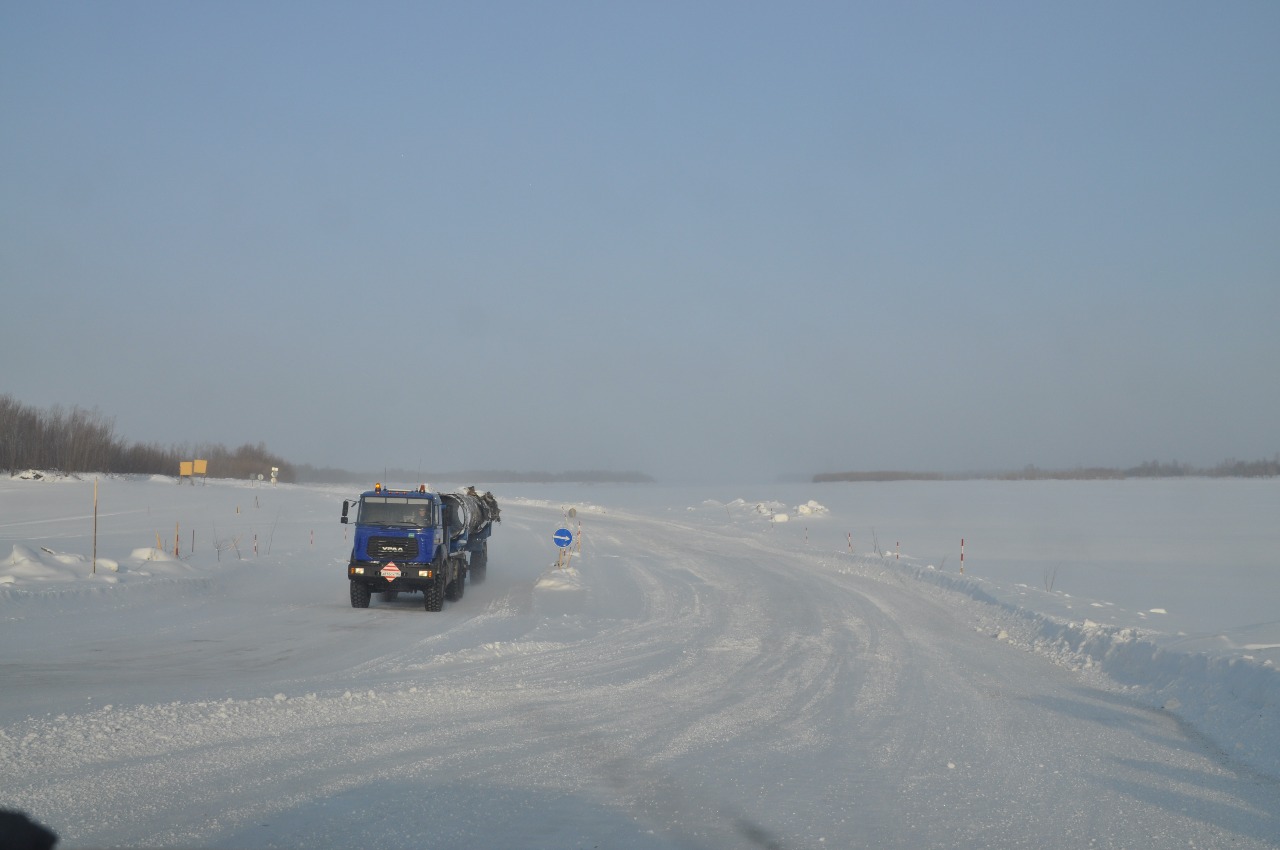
2 477 1277 848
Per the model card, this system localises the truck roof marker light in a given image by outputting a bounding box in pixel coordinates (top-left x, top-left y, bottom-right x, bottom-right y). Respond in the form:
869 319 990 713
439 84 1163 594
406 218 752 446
419 485 426 493
375 483 382 493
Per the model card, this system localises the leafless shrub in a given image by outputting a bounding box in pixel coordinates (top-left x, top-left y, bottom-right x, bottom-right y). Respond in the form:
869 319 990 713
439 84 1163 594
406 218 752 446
212 524 243 562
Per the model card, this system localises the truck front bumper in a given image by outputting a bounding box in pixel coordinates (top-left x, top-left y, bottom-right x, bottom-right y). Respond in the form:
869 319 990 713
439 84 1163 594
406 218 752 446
348 561 439 590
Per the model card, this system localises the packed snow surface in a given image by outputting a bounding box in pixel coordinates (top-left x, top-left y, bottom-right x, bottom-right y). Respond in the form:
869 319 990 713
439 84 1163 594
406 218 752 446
1 474 1277 848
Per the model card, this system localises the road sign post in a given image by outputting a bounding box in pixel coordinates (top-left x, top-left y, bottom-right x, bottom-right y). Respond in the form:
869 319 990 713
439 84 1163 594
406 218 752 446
554 527 573 568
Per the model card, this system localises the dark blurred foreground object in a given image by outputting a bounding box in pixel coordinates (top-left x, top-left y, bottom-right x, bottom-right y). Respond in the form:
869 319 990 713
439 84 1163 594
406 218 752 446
0 809 57 850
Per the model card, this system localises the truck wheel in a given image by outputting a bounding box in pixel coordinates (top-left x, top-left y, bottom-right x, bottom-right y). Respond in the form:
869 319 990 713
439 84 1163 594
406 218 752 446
470 545 487 584
350 581 371 609
423 576 444 612
446 566 465 601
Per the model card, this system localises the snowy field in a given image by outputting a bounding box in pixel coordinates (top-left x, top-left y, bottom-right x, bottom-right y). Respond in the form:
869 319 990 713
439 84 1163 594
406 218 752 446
2 472 1277 848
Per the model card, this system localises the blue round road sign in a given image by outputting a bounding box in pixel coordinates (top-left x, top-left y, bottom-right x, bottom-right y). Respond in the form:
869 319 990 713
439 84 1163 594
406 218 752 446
553 528 574 548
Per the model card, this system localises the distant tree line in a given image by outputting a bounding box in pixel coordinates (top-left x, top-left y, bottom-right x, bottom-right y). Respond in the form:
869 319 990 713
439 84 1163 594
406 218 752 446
813 471 946 483
998 458 1280 479
816 456 1280 482
0 394 295 482
2 395 653 485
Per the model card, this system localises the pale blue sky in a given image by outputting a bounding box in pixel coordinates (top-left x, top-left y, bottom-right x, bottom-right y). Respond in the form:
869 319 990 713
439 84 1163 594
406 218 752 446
3 2 1277 482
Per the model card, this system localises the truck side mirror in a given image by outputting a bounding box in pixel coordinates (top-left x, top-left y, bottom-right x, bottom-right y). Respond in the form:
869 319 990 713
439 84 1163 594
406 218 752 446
340 500 350 524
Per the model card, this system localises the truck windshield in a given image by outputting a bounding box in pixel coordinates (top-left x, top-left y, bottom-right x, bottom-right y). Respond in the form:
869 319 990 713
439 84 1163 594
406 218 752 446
358 497 434 527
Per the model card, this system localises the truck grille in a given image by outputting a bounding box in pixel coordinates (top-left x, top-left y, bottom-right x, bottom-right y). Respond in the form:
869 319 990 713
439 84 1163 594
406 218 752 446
368 536 420 560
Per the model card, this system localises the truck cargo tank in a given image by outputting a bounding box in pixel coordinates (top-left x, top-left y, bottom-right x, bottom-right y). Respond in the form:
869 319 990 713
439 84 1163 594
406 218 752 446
441 492 488 539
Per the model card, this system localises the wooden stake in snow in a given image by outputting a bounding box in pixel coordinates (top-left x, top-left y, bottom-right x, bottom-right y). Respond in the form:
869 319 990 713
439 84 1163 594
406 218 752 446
92 478 98 575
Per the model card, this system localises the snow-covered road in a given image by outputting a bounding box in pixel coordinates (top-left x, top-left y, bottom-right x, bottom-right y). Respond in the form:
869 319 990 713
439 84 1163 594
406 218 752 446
2 480 1277 848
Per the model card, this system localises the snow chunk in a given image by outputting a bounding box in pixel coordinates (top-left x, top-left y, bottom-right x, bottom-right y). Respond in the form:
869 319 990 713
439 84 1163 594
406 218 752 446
794 500 829 516
753 501 786 516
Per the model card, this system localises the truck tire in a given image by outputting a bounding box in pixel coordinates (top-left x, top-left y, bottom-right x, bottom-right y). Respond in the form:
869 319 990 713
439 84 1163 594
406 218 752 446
470 544 488 584
445 566 465 602
423 576 445 612
350 580 371 609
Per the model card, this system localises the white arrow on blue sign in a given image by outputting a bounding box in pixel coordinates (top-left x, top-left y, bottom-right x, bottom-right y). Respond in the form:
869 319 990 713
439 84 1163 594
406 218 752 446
553 528 574 548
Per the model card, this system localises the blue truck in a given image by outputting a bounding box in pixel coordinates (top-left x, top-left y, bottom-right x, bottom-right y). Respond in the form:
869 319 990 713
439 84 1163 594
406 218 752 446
340 484 500 611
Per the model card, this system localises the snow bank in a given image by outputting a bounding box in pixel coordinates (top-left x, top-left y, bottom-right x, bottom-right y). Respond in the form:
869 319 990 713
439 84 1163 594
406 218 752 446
506 496 607 515
534 566 583 592
9 470 83 483
0 544 195 587
856 557 1280 779
532 566 585 619
695 497 830 524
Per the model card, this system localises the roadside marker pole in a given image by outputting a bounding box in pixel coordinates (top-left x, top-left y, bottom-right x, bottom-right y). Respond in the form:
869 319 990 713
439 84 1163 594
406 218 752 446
895 541 900 561
960 538 965 575
92 479 98 575
174 522 180 558
847 532 853 554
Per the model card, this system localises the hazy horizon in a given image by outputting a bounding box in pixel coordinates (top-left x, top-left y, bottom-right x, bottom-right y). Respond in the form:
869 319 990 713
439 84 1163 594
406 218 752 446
3 3 1277 483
